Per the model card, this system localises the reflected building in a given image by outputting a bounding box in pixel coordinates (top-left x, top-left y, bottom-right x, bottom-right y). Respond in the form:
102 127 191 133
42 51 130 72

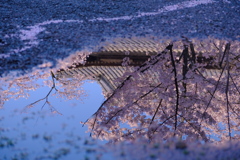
56 37 232 97
56 37 239 142
56 38 160 96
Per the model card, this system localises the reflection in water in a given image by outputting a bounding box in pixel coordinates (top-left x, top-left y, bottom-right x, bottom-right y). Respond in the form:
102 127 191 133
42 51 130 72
55 37 240 143
0 69 86 112
1 37 240 143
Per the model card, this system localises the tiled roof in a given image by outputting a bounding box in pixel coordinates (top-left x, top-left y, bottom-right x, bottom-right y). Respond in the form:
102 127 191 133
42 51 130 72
98 37 159 55
57 65 134 96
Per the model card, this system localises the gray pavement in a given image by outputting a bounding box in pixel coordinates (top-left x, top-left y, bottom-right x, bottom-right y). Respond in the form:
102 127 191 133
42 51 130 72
0 0 239 76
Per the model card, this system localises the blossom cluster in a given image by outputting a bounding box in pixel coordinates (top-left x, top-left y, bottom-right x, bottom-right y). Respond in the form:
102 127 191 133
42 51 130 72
84 38 240 143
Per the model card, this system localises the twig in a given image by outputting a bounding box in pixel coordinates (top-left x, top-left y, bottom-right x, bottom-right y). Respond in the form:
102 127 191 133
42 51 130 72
150 99 163 125
178 114 208 142
228 102 240 117
200 63 227 125
150 87 168 125
105 108 123 124
149 115 174 140
229 73 240 95
105 82 163 125
83 82 162 126
83 44 173 134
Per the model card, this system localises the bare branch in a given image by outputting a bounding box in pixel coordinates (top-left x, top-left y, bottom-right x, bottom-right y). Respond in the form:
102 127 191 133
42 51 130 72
225 43 232 140
23 71 59 113
229 73 240 95
190 42 196 64
83 44 173 132
182 44 189 94
168 43 179 132
220 43 231 68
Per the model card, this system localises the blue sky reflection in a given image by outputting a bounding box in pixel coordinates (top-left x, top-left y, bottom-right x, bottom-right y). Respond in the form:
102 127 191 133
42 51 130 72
0 79 104 159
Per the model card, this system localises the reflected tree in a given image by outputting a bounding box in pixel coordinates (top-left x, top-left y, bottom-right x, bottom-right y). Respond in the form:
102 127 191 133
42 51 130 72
2 37 239 143
0 68 86 113
71 37 240 143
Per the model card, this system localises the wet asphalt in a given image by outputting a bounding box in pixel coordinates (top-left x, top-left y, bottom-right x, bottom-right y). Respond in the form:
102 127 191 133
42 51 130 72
0 0 239 76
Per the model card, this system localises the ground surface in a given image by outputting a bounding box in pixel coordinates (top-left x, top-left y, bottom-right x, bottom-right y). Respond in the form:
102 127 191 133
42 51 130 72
1 0 239 76
1 1 240 159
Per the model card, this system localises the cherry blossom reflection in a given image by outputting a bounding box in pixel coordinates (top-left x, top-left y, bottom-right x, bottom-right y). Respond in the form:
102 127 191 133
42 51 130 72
1 37 240 144
57 37 240 143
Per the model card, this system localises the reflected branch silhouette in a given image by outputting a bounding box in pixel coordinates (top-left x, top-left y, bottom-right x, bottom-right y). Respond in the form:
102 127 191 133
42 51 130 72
23 71 62 115
225 43 231 140
168 43 179 133
54 37 240 142
83 43 171 134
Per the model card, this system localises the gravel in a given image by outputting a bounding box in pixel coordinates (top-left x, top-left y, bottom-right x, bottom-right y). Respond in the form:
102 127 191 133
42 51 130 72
1 0 239 77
